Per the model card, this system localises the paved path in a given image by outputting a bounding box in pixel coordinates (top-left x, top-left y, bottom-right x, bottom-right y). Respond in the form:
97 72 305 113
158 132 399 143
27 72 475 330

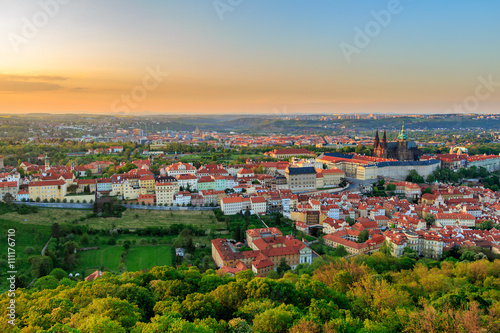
41 237 52 256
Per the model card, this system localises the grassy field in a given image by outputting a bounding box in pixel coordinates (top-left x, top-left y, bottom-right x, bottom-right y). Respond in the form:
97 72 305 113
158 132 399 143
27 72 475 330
2 209 91 226
126 246 172 272
77 245 123 273
0 208 217 284
84 209 223 231
2 208 223 232
76 244 172 276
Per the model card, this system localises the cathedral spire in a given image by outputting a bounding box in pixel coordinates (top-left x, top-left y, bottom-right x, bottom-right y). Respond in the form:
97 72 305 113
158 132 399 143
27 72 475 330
374 129 380 148
397 122 408 140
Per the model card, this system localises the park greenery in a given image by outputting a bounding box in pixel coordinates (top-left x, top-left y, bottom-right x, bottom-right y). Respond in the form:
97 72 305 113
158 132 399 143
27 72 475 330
1 253 500 332
0 206 222 292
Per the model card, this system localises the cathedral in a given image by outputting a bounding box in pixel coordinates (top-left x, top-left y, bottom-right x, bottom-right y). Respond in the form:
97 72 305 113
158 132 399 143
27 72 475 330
373 124 422 161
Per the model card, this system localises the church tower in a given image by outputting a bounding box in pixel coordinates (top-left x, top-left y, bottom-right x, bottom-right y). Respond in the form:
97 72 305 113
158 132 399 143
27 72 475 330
397 123 409 161
374 130 380 150
45 158 50 171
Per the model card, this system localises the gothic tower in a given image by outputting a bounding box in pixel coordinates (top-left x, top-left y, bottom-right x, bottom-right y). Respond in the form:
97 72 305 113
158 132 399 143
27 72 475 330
397 123 409 161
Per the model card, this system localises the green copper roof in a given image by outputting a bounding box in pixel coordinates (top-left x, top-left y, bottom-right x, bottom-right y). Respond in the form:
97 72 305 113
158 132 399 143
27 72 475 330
398 123 408 140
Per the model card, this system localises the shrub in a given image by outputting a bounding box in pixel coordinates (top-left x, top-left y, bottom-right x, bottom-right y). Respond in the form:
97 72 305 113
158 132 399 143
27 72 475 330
24 247 35 255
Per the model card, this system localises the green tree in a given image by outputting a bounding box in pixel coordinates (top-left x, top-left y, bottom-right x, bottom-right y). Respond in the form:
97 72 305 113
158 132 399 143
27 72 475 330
406 169 424 183
33 275 59 290
253 304 298 333
276 258 291 276
424 214 435 227
426 174 436 183
77 315 126 333
479 219 494 230
379 240 394 256
30 255 53 278
2 192 14 204
358 229 369 243
74 297 141 329
50 268 67 280
51 222 62 238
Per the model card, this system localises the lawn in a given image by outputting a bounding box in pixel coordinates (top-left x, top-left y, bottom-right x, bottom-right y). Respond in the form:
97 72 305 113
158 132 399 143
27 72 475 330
3 208 223 232
76 244 173 275
2 208 91 226
126 246 172 272
77 245 124 274
84 209 222 231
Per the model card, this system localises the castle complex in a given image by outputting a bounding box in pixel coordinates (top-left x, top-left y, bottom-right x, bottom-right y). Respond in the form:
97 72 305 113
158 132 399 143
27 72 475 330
373 124 422 161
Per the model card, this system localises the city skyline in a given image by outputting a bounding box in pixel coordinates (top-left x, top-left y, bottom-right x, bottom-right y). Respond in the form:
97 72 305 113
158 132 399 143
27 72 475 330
1 0 499 115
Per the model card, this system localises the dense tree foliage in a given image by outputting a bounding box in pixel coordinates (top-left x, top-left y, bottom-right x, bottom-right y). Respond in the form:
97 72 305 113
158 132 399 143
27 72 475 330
1 255 499 332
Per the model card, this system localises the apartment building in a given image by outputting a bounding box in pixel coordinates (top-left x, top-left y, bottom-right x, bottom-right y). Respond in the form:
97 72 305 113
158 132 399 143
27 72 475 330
139 175 156 193
435 213 476 227
155 182 179 205
384 228 444 259
323 231 385 255
28 180 67 201
391 181 422 199
212 229 313 277
316 168 345 186
221 197 244 215
266 148 316 159
0 182 18 200
166 162 197 176
285 167 317 192
76 179 97 194
175 174 198 191
250 196 267 214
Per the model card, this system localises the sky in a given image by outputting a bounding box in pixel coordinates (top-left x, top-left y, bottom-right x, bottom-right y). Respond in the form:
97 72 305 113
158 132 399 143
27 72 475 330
0 0 499 115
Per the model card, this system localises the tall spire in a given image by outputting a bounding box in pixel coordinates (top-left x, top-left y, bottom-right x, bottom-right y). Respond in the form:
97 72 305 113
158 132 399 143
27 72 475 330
397 122 408 140
374 129 380 149
382 130 387 148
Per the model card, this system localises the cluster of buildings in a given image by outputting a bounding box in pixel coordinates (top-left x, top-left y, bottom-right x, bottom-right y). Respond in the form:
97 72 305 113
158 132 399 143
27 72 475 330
211 228 313 277
212 178 500 277
3 150 348 206
427 152 500 172
302 183 500 259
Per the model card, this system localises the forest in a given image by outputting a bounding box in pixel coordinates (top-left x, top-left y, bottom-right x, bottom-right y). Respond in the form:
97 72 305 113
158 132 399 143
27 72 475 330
1 253 499 333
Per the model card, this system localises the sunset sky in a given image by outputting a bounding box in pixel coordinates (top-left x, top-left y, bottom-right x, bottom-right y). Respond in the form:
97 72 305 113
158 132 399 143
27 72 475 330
1 0 499 115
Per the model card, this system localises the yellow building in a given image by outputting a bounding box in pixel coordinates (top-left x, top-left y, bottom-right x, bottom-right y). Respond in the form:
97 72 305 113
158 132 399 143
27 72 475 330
155 182 179 205
28 180 67 201
0 182 18 200
76 179 97 193
317 168 345 186
139 175 156 193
